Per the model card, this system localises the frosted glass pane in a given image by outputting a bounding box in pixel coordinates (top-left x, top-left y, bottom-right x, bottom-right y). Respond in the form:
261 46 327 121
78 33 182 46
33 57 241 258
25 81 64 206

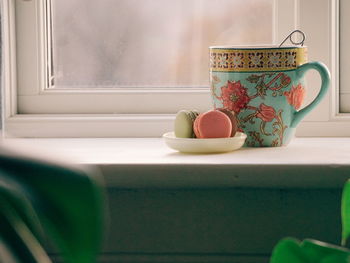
51 0 273 88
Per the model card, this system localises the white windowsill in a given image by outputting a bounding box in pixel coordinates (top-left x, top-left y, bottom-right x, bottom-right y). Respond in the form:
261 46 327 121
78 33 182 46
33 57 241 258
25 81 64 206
2 137 350 189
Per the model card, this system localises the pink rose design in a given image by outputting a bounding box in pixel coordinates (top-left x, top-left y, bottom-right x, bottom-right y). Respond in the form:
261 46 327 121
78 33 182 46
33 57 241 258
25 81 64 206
284 84 305 110
256 103 276 122
221 81 251 114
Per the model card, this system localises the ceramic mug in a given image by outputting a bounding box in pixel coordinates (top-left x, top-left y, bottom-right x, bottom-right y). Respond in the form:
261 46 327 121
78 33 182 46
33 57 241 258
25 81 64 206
209 45 330 147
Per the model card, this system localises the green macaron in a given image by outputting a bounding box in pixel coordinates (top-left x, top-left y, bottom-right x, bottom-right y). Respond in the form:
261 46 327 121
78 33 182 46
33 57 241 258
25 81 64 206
174 110 199 138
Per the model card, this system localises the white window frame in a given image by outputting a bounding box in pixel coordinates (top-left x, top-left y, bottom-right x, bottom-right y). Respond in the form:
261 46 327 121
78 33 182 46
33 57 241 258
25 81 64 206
2 0 349 137
339 0 350 113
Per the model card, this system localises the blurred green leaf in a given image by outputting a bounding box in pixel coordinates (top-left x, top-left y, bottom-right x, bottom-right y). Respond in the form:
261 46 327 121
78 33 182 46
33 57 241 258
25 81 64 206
270 238 350 263
270 238 307 263
0 171 45 245
270 178 350 263
342 180 350 246
320 254 350 263
0 150 105 263
301 239 350 262
0 198 52 263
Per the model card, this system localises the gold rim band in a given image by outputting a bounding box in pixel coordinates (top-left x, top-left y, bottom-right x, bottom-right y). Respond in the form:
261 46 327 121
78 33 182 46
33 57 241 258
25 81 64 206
210 47 307 72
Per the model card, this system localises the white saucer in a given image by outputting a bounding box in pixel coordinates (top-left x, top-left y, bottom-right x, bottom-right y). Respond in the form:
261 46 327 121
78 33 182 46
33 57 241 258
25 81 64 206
163 132 247 153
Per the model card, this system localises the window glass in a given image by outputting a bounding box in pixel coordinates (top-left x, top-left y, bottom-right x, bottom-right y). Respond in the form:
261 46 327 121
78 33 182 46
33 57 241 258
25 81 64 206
51 0 273 89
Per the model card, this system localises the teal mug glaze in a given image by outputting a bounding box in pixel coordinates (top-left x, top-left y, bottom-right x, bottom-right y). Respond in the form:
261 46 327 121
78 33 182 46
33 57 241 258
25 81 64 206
210 46 330 147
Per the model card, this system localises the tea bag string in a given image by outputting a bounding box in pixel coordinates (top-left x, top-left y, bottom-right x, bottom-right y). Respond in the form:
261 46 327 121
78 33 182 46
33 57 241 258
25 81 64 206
279 30 305 47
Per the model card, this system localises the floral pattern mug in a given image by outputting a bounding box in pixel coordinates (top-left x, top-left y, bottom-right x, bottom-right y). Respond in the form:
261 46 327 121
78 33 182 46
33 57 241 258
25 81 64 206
210 46 330 147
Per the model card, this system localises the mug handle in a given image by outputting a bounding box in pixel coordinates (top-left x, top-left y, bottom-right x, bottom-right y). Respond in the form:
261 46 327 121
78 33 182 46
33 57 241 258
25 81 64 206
291 61 331 128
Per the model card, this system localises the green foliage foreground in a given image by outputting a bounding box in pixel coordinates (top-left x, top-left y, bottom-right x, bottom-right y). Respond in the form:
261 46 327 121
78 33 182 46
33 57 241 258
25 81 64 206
270 179 350 263
0 148 105 263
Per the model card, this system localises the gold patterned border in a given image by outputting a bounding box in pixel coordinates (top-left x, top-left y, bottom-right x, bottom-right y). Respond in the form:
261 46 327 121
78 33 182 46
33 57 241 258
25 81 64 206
210 47 307 72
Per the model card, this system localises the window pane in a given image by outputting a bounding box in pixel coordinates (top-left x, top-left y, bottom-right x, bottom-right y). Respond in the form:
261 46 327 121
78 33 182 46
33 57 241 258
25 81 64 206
51 0 273 88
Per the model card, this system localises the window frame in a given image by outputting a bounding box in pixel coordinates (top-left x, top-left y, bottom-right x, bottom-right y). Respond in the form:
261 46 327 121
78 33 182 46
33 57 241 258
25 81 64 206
3 0 349 137
339 0 350 113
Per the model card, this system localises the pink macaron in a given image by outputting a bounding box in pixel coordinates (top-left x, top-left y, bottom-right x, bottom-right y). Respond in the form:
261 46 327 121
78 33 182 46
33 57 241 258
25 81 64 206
193 110 232 138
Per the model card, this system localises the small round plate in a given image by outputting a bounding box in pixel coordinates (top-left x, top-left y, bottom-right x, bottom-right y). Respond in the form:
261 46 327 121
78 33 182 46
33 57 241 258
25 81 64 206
163 132 247 153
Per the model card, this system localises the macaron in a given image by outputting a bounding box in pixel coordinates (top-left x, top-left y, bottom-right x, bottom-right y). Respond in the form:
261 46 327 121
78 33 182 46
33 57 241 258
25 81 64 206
217 108 238 137
193 110 232 138
174 110 199 138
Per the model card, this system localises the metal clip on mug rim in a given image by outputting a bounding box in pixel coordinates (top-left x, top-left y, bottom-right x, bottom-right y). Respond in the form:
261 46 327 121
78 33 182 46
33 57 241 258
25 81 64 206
279 30 306 47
